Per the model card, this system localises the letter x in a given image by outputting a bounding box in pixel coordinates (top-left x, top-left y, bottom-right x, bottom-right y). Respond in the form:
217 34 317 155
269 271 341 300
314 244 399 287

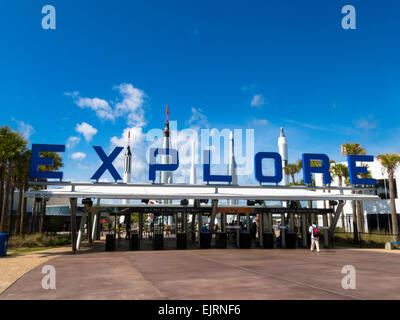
91 146 123 181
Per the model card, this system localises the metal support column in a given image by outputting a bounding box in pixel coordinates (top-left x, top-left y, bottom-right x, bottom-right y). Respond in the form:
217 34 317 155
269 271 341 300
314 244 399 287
259 213 264 247
38 198 47 234
236 213 240 247
289 213 295 232
280 213 286 248
77 212 86 250
268 213 273 232
209 199 218 233
328 201 346 248
88 208 93 244
70 198 78 251
302 213 308 248
322 214 329 248
139 212 143 240
198 212 202 244
92 212 98 242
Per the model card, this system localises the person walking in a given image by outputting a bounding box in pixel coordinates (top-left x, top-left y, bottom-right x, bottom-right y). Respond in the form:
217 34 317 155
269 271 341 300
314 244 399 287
309 221 321 252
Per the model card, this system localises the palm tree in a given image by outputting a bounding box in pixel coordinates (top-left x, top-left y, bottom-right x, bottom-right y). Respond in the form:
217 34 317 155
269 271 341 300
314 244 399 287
0 128 27 233
37 151 63 234
284 163 301 184
0 127 13 227
377 153 400 241
341 143 367 241
14 150 31 236
330 162 349 230
297 159 322 225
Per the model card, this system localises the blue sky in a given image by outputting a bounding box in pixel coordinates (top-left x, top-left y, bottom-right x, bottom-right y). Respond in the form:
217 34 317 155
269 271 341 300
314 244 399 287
1 0 399 183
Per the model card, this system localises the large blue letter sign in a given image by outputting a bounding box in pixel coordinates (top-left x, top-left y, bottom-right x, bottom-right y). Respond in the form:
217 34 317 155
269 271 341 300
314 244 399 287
148 148 179 182
29 144 65 179
91 146 123 181
254 152 282 184
302 153 332 185
347 155 376 185
203 150 232 183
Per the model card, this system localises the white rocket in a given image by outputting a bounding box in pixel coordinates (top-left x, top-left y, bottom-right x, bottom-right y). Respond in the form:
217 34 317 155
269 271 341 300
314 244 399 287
122 131 132 205
189 139 197 206
228 131 238 205
160 105 173 204
190 139 196 185
278 127 289 186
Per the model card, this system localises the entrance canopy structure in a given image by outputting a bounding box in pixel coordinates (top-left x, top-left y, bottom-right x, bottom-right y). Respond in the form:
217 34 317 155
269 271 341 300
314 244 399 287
25 181 379 251
26 182 377 202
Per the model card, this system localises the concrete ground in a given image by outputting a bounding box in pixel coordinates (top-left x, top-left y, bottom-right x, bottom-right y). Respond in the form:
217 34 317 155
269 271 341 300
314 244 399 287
1 242 400 300
0 242 98 294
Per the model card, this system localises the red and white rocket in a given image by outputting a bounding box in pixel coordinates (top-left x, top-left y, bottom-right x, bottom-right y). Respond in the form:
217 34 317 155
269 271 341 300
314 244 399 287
160 105 173 204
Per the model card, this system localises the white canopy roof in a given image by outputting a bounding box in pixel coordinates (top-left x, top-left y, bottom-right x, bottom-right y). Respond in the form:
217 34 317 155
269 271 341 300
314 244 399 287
26 183 379 201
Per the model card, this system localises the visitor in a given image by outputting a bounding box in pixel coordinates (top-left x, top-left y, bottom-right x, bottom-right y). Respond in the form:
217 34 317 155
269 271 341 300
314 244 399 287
309 221 321 252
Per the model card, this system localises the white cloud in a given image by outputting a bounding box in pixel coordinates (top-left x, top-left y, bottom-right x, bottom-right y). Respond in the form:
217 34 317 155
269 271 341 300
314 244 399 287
64 91 79 98
69 83 146 126
114 83 146 127
188 107 208 128
71 152 86 160
250 94 265 107
354 117 377 131
76 97 114 121
12 119 35 139
249 119 269 126
66 136 81 149
75 122 98 142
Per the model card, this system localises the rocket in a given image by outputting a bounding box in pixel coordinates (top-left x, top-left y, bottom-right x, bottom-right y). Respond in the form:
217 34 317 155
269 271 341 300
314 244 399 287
228 131 238 205
160 105 173 204
278 127 289 185
190 139 196 185
189 139 197 206
122 131 132 205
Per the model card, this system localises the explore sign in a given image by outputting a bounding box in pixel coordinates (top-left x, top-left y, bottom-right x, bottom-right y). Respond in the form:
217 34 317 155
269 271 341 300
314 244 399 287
28 144 377 186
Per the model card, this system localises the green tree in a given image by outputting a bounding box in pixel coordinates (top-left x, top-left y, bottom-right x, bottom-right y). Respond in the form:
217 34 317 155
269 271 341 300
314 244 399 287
14 150 31 236
32 152 64 233
341 143 367 241
37 151 63 234
284 163 301 184
377 153 400 241
0 128 27 233
330 162 349 230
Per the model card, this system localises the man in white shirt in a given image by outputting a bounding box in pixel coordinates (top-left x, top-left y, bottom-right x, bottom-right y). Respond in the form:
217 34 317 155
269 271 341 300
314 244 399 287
309 222 321 252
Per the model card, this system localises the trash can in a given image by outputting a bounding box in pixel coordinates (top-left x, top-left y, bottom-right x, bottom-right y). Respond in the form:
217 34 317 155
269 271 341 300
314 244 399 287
153 232 164 250
216 232 227 249
262 232 274 249
177 232 187 249
286 232 297 249
239 232 251 249
129 232 140 250
200 232 211 249
105 234 115 251
0 233 8 257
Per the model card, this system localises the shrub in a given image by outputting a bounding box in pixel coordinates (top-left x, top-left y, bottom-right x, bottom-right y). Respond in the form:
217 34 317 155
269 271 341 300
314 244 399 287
8 233 71 248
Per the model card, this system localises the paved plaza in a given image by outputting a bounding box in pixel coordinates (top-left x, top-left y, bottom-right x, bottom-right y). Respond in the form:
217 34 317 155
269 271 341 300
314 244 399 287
1 245 400 300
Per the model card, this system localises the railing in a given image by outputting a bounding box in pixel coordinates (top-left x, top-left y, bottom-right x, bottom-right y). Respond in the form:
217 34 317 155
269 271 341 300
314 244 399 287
27 180 376 192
